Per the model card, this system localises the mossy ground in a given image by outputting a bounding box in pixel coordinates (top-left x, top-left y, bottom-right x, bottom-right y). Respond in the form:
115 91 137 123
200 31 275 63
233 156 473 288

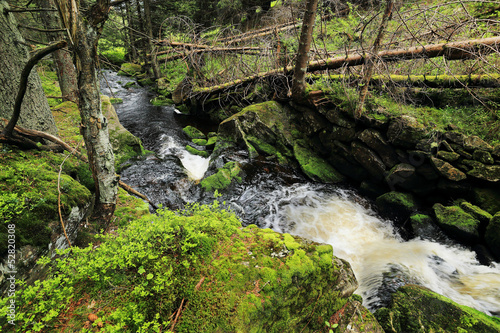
2 203 351 332
0 147 91 255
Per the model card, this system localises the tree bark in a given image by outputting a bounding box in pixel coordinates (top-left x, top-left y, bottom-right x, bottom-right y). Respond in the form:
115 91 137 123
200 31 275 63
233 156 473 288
0 0 57 135
143 0 160 79
56 0 118 227
38 0 78 104
291 0 318 102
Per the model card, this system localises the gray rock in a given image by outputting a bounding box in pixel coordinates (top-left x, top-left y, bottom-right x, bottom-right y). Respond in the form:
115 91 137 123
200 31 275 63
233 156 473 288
352 141 387 180
430 157 467 181
359 129 400 168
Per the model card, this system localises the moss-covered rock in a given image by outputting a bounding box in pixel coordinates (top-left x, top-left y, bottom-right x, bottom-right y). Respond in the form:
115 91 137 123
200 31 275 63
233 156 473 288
437 150 460 162
376 191 418 221
459 201 493 225
6 204 373 332
431 156 467 181
201 162 243 192
186 145 209 158
485 212 500 260
387 115 426 148
351 141 387 181
473 187 500 215
375 284 500 333
183 125 206 140
102 95 146 171
433 203 481 244
293 144 345 183
110 97 123 104
473 150 494 165
123 81 136 89
462 160 500 182
150 96 174 106
117 62 142 76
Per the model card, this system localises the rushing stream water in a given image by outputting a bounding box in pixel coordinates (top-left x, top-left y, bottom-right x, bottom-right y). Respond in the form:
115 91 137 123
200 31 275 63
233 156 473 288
101 70 500 317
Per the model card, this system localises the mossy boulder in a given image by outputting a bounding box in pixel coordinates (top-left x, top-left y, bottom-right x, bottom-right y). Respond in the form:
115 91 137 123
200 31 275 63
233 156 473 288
459 201 493 225
150 96 174 106
473 150 494 165
437 150 460 162
431 157 467 181
102 95 146 171
433 203 481 244
409 214 437 239
217 101 295 161
117 62 142 76
485 212 500 260
387 115 426 148
358 129 399 168
462 160 500 182
473 187 500 215
7 204 375 332
186 145 209 158
293 144 345 183
183 125 206 140
375 284 500 333
201 161 243 192
464 135 493 152
375 191 418 221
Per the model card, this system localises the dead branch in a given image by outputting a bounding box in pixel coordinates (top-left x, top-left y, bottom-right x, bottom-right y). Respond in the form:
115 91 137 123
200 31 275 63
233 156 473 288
17 23 66 33
193 36 500 97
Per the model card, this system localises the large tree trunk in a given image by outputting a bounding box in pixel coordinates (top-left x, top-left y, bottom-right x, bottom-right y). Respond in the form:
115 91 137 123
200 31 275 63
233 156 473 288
0 1 57 135
291 0 318 102
38 0 78 104
143 0 160 79
56 0 118 227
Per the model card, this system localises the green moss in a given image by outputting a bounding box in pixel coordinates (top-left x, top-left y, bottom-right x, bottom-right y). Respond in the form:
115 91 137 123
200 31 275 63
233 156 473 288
375 285 500 333
117 63 142 76
38 68 62 107
6 202 356 332
183 125 206 139
0 148 91 255
293 144 345 183
110 97 123 104
201 162 242 192
186 145 209 158
123 81 137 89
192 138 208 146
409 214 431 225
433 203 481 243
473 188 500 215
150 96 174 106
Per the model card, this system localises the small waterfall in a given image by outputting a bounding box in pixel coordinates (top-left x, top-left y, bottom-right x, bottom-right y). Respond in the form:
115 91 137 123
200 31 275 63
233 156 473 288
254 183 500 316
158 134 210 181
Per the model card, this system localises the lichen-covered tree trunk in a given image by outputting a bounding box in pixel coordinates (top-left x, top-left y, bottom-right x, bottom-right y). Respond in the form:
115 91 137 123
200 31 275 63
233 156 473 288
38 0 78 104
291 0 318 103
56 0 118 226
143 0 160 79
0 1 57 135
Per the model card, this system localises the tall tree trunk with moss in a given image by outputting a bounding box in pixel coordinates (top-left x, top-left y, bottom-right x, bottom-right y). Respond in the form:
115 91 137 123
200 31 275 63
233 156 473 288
56 0 118 227
355 0 394 118
38 0 78 104
0 1 57 135
144 0 160 79
291 0 318 103
125 0 138 61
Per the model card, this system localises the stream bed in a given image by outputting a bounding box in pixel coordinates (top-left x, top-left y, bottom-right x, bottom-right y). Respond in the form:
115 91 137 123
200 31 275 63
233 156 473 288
101 70 500 317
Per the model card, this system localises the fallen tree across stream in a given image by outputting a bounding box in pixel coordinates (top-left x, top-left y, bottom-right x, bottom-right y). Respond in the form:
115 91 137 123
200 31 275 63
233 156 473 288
190 36 500 97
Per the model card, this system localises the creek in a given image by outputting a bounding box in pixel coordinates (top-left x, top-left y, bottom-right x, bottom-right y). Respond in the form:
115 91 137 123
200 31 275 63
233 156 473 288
101 70 500 317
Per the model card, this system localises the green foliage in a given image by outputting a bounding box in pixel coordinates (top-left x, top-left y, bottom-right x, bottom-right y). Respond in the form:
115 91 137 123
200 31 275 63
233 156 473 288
37 68 62 107
98 38 126 65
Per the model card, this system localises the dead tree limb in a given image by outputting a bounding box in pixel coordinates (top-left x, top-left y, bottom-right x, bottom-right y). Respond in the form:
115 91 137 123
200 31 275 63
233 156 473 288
193 36 500 97
3 40 67 138
17 23 66 33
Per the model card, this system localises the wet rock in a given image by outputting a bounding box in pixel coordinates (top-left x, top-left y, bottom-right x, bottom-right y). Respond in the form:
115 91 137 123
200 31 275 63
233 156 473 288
430 157 467 181
375 284 500 333
433 203 481 244
326 153 368 182
492 143 500 159
416 163 440 181
318 107 356 128
351 141 386 181
464 135 493 152
387 116 426 148
360 180 387 198
485 212 500 260
359 129 399 168
409 214 441 240
296 106 328 135
376 191 418 221
293 144 345 183
385 163 417 190
473 150 494 165
462 160 500 182
415 138 439 153
436 150 460 162
439 140 454 152
332 257 359 298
